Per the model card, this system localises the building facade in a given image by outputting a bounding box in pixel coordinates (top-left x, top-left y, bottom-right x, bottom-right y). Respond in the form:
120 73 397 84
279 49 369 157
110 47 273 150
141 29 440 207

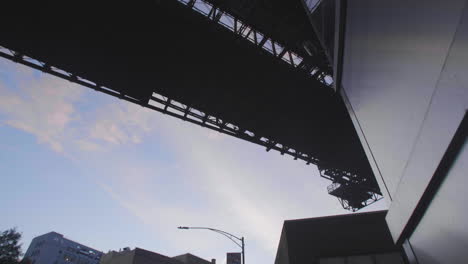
23 232 103 264
303 0 468 263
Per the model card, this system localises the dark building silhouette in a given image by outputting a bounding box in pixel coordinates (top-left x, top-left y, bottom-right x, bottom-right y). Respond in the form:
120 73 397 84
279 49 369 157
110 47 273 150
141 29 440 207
275 211 404 264
100 248 214 264
173 253 216 264
226 253 241 264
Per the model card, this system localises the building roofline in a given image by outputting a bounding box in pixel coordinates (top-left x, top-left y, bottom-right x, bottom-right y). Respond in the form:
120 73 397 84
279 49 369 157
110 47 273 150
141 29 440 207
283 210 388 224
39 231 103 254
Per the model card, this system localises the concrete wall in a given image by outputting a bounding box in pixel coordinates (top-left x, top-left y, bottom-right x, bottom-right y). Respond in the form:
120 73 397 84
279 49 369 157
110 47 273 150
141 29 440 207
341 0 468 262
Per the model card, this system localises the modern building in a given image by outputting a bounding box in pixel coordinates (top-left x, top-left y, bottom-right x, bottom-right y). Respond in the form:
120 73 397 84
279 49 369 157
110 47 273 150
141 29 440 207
301 0 468 263
275 211 404 264
100 248 214 264
23 232 103 264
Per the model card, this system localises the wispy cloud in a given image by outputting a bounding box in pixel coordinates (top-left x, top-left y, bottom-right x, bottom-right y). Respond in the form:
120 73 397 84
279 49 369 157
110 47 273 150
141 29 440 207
89 103 156 145
0 59 159 153
0 61 82 152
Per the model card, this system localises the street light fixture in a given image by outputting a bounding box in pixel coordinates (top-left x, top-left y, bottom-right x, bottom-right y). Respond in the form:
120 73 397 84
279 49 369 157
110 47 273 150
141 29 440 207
178 226 245 264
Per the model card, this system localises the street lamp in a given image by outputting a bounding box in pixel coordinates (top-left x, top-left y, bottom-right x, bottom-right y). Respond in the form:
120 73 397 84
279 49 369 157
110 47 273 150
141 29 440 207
178 226 245 264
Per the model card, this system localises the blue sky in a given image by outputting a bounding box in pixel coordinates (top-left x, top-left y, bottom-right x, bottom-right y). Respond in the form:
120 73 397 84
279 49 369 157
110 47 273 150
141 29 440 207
0 57 386 263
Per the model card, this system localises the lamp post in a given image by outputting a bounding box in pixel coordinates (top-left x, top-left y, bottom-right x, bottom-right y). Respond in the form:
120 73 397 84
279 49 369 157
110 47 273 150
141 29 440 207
178 226 245 264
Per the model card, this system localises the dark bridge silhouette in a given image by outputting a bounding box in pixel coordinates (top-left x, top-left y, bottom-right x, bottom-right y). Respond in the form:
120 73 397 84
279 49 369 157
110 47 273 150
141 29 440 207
0 0 381 210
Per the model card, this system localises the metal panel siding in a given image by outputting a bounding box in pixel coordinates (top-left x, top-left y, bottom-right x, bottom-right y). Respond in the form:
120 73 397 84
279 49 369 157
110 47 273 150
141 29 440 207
386 0 468 242
342 0 466 198
342 0 468 241
408 141 468 263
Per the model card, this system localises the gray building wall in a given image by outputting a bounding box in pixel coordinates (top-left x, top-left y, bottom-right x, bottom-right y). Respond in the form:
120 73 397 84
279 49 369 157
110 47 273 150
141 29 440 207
342 0 467 200
24 232 102 264
408 140 468 263
339 0 468 262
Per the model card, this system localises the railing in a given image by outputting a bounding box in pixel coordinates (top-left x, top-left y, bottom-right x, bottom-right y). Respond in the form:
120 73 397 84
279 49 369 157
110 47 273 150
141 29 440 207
177 0 333 86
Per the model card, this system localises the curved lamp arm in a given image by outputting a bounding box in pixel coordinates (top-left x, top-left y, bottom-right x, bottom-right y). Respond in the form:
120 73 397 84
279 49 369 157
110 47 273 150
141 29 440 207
178 226 245 264
178 226 243 247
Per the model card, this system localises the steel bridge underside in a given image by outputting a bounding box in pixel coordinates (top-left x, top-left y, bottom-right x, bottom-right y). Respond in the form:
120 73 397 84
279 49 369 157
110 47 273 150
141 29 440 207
0 1 380 208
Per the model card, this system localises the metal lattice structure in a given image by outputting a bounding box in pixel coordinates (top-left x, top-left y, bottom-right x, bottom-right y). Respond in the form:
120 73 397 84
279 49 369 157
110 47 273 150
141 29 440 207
0 0 382 211
323 174 382 212
178 0 333 85
0 45 380 211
